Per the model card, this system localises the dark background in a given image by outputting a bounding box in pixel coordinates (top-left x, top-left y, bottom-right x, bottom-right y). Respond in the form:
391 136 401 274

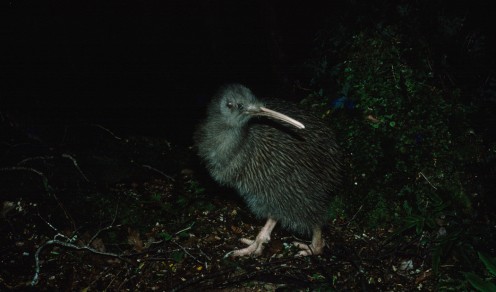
1 1 333 145
1 0 495 145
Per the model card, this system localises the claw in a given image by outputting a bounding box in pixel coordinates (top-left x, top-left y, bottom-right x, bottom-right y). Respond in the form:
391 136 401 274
228 218 277 257
231 237 265 257
293 241 320 256
293 227 325 257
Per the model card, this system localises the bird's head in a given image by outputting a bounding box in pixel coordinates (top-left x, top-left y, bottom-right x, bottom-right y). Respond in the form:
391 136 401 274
213 84 305 129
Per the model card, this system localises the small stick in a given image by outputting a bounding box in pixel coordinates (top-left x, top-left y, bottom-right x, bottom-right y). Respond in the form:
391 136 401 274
142 165 175 182
419 172 437 190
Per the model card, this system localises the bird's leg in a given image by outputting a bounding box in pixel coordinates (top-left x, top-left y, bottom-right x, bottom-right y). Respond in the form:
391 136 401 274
293 226 325 256
229 218 277 257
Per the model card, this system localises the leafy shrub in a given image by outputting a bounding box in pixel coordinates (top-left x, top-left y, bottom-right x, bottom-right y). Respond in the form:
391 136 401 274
305 26 476 226
302 2 496 288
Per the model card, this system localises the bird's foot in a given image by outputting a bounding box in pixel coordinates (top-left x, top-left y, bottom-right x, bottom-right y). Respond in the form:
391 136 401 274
293 239 324 257
225 218 277 258
227 237 267 257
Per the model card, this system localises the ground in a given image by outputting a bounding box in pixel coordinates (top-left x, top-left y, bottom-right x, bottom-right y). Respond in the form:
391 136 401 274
0 124 443 291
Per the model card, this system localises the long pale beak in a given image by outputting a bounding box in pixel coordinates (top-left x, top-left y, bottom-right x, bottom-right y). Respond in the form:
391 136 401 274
248 106 305 129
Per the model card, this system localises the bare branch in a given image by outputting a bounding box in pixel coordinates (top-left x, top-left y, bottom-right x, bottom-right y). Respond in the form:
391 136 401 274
31 239 128 286
32 209 128 286
89 202 120 246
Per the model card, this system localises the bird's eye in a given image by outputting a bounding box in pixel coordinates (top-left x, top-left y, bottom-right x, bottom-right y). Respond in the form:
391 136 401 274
237 103 244 110
226 102 234 109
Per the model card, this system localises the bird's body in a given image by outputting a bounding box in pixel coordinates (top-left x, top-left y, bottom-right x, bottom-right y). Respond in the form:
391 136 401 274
195 84 342 256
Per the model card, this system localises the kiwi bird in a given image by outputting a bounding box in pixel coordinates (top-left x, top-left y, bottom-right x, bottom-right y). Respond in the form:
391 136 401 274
194 84 342 256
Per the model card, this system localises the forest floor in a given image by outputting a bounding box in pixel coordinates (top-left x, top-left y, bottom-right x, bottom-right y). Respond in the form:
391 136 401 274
0 124 448 291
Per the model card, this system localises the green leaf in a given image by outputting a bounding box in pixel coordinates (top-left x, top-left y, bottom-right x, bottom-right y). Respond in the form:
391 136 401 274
415 219 424 234
151 193 161 201
177 195 188 207
311 273 325 280
159 232 173 241
171 251 184 263
202 202 215 211
432 247 441 274
478 252 496 277
464 272 496 292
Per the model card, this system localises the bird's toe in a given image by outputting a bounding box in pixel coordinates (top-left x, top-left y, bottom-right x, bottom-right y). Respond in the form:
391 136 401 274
239 238 255 245
229 238 266 257
293 241 323 257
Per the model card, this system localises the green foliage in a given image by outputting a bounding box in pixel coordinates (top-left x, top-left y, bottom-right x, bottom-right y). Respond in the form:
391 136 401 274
479 252 496 277
186 179 206 196
305 24 477 226
159 232 173 241
170 250 184 263
150 193 161 202
464 253 496 291
401 191 447 236
327 196 346 221
84 177 211 249
464 272 496 292
303 3 493 287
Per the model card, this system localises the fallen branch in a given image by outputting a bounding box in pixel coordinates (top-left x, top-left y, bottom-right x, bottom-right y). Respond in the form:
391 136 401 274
31 207 127 286
31 238 128 286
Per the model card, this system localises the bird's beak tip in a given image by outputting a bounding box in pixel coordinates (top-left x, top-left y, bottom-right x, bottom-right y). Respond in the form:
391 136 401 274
257 106 305 129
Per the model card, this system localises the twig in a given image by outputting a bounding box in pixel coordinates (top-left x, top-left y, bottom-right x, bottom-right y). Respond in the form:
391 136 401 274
17 155 55 166
1 166 78 230
62 123 122 144
345 205 364 228
61 154 89 182
52 192 78 232
16 154 89 182
142 164 175 182
0 166 46 180
104 268 122 290
197 246 212 261
89 201 120 245
37 214 76 242
32 210 127 286
294 80 312 91
419 172 437 190
172 241 202 265
174 222 195 236
90 124 122 140
31 239 128 286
